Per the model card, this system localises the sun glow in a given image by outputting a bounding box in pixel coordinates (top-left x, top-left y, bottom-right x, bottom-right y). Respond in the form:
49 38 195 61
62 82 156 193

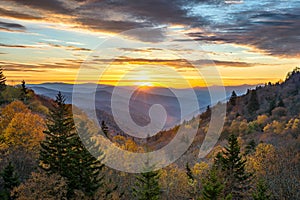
132 70 156 87
134 81 154 87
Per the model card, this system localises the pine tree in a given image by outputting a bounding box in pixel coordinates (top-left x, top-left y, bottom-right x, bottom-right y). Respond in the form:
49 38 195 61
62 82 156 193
186 162 194 184
40 92 105 198
247 90 259 115
229 91 237 106
201 167 224 200
252 179 271 200
132 170 161 200
215 134 252 199
268 99 276 115
70 121 105 197
101 120 109 138
0 162 20 200
186 162 198 198
277 98 284 107
19 80 28 102
40 92 76 175
245 139 256 155
0 66 6 92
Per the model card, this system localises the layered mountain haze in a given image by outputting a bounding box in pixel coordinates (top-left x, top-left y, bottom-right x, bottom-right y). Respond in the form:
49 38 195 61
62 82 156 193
28 83 255 131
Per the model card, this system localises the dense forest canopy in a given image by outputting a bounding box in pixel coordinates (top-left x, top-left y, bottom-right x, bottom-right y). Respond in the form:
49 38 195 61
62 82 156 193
0 67 299 199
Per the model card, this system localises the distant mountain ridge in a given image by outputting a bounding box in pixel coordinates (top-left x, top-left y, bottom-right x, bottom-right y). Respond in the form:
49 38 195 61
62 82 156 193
28 83 255 130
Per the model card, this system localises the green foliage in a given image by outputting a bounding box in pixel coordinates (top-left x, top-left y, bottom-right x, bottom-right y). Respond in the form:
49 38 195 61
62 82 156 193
186 163 194 184
1 86 21 103
268 99 276 115
215 134 252 199
286 66 300 80
247 90 259 115
19 80 28 102
40 92 105 198
246 121 260 134
132 164 161 200
0 162 20 200
245 139 256 155
101 120 109 138
70 121 105 197
229 90 237 106
201 167 224 200
277 98 284 107
252 179 271 200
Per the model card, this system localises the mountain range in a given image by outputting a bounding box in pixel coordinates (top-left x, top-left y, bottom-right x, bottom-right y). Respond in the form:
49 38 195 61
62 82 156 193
28 83 255 130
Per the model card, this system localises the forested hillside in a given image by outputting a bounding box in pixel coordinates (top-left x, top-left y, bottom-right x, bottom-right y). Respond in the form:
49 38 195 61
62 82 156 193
0 67 299 199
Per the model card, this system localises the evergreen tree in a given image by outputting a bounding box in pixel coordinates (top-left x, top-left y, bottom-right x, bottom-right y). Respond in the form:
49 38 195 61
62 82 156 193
0 66 6 92
0 162 20 200
132 134 161 200
247 90 259 115
245 139 256 155
132 160 161 200
40 92 76 174
70 121 105 197
268 99 276 115
229 91 237 106
40 92 105 198
101 120 109 138
215 134 252 199
277 98 284 107
252 179 271 200
201 167 224 200
19 80 28 102
186 162 194 184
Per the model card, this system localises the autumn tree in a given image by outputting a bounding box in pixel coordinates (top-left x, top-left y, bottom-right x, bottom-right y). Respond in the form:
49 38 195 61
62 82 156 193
160 164 190 199
40 92 105 198
0 162 20 200
215 134 252 199
12 171 67 200
0 101 29 134
3 112 45 151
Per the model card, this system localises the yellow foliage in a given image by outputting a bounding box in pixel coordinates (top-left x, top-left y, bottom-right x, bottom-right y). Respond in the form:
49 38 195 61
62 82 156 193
256 114 268 126
263 120 285 134
4 112 45 151
160 164 190 199
239 119 248 133
247 143 276 176
12 171 67 200
192 162 209 177
0 101 30 133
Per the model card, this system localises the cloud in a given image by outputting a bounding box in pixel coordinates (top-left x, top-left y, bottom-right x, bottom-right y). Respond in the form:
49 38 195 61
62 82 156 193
45 43 92 51
2 0 71 13
0 7 42 20
117 47 164 53
0 43 36 48
187 5 300 57
1 0 299 57
93 56 265 68
0 20 26 32
0 59 84 73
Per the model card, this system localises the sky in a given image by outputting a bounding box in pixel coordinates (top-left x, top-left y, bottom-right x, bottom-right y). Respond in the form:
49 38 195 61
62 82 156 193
0 0 299 88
